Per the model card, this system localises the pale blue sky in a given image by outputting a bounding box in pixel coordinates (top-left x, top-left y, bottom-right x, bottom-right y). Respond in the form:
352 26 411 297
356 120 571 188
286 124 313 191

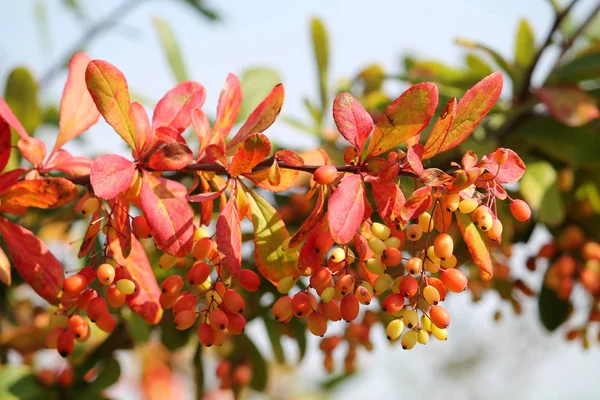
1 1 599 399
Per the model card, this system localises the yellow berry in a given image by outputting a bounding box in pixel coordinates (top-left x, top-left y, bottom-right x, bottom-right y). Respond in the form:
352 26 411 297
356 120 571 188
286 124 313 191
116 279 135 295
277 276 296 294
330 247 346 263
193 227 210 241
417 329 429 344
368 238 386 255
384 237 401 249
401 330 417 350
421 315 432 331
371 222 391 240
373 273 393 294
431 324 448 340
81 198 100 216
405 224 423 241
458 198 478 214
386 319 404 341
418 212 433 233
402 309 418 329
366 257 386 275
159 254 177 270
320 286 336 302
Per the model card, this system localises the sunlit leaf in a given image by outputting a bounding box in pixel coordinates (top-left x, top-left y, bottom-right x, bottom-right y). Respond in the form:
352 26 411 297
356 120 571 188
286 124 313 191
152 81 206 134
371 179 405 223
456 212 493 280
229 133 271 177
244 167 299 193
212 73 242 144
537 85 599 127
90 154 136 199
400 186 431 222
548 51 600 83
237 67 281 122
289 187 325 248
148 142 193 171
333 92 373 151
515 18 535 69
0 178 77 212
16 136 46 166
422 97 457 159
216 195 242 277
519 161 564 226
78 210 102 258
44 149 91 176
328 174 365 244
481 148 526 184
0 366 46 400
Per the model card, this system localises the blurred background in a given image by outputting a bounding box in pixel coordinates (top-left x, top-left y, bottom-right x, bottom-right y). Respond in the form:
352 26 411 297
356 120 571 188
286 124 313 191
1 0 599 399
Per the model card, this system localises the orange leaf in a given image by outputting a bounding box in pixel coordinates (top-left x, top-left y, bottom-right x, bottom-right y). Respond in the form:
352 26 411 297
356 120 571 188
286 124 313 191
0 216 63 303
78 210 102 258
0 246 10 285
108 198 132 258
148 142 193 171
17 137 47 167
229 133 271 177
456 212 493 280
192 108 211 158
152 81 206 134
366 82 438 158
275 149 304 166
140 172 193 256
244 168 299 193
108 233 162 324
436 72 502 155
371 179 405 223
0 178 77 212
216 195 242 277
55 52 100 151
132 101 152 157
212 73 242 144
289 186 326 248
227 83 284 154
537 85 599 127
44 149 91 176
328 174 365 244
422 97 457 159
400 186 432 221
0 169 26 195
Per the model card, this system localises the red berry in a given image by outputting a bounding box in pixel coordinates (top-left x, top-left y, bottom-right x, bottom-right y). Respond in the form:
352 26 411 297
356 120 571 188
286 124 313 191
197 323 216 347
87 297 108 322
340 294 359 322
63 274 88 295
320 299 342 321
161 275 184 294
307 312 328 336
429 305 451 328
381 293 405 314
398 275 419 297
440 268 468 292
187 262 210 285
77 289 98 310
95 313 116 333
132 215 151 238
209 309 229 331
239 270 260 292
57 330 75 357
226 312 246 334
223 290 245 314
510 199 531 222
314 165 338 185
291 292 313 317
381 247 402 266
107 285 126 308
273 296 293 321
173 292 197 315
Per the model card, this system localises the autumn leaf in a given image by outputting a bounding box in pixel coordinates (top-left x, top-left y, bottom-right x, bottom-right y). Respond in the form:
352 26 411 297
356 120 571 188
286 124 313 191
148 142 193 171
86 60 138 151
537 85 599 127
419 168 453 187
17 136 47 167
244 168 299 193
456 212 493 280
108 233 162 324
482 148 526 184
78 210 102 258
365 82 438 158
406 144 424 175
44 149 92 176
0 121 10 171
227 83 284 154
192 108 211 158
212 73 242 144
152 81 206 134
54 52 100 152
400 186 432 221
140 172 194 257
90 154 136 200
435 72 503 155
371 179 405 223
298 219 327 274
333 92 373 152
275 149 304 166
328 174 365 244
0 216 63 304
243 184 298 284
187 185 227 203
0 169 26 195
0 178 77 212
229 133 271 177
0 95 29 139
422 97 457 159
289 187 326 248
131 101 152 156
108 198 132 259
0 247 10 285
216 195 242 277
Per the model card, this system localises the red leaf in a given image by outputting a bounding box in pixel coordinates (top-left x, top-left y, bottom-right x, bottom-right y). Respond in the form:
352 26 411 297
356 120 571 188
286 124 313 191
422 97 457 159
482 149 526 184
192 108 211 157
54 52 100 151
108 198 132 259
0 178 77 212
131 101 152 156
187 185 227 203
0 246 9 285
0 118 11 171
0 96 28 139
537 85 599 127
0 169 26 195
90 154 136 199
333 92 373 151
216 195 242 278
275 149 304 166
371 180 405 223
406 144 424 175
203 143 227 166
44 149 91 176
456 212 493 280
227 83 284 153
438 72 503 154
366 82 438 158
212 73 242 144
328 174 365 244
78 210 102 258
155 126 186 146
108 233 162 324
400 186 432 221
298 220 327 274
243 168 299 193
140 172 194 256
289 187 326 248
148 142 193 171
419 168 453 187
229 133 271 177
17 137 47 166
152 81 206 134
0 216 63 303
86 60 138 151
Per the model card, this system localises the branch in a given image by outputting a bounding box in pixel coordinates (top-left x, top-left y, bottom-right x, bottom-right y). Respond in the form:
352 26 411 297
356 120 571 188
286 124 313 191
515 0 579 103
554 2 600 65
39 0 146 90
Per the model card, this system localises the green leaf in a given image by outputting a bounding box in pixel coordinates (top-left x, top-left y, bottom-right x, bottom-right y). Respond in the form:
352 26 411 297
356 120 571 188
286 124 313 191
237 67 281 122
539 280 571 331
515 18 535 69
79 358 121 396
320 373 355 390
548 51 600 83
465 53 494 78
231 334 268 392
125 311 152 343
4 67 41 135
455 38 515 83
0 366 49 400
520 161 564 226
180 0 221 21
153 17 188 83
311 17 329 115
264 316 286 363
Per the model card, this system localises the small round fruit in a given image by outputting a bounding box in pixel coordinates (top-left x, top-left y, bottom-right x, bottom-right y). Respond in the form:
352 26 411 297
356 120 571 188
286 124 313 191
330 247 346 263
209 309 229 331
314 165 338 185
273 296 293 321
401 330 417 350
223 290 245 314
277 276 296 294
197 323 216 347
405 225 423 241
488 219 503 241
161 275 184 294
174 309 197 330
402 309 418 329
95 313 116 333
418 212 433 233
132 216 151 238
239 270 260 292
97 263 116 285
478 213 493 231
340 294 359 322
366 257 386 275
443 194 460 212
494 148 508 164
159 254 178 269
431 324 448 340
510 199 531 222
373 274 393 294
417 329 429 345
193 226 210 241
192 238 213 260
87 297 108 322
433 233 454 260
81 198 100 216
406 257 422 275
440 268 468 293
57 330 75 357
429 305 450 328
63 274 88 295
381 248 402 266
458 198 478 214
398 275 418 298
371 222 391 240
107 285 126 308
423 285 440 305
187 262 211 286
368 238 386 255
386 319 404 341
320 286 336 302
307 312 328 336
116 279 136 295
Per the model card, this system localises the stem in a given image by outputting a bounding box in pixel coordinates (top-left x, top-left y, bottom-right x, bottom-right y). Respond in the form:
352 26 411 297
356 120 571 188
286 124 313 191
39 0 145 89
553 2 600 67
514 0 579 103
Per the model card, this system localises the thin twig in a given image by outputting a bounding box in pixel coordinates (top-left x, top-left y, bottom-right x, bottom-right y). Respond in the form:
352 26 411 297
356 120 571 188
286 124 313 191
515 0 579 103
39 0 145 89
554 2 600 65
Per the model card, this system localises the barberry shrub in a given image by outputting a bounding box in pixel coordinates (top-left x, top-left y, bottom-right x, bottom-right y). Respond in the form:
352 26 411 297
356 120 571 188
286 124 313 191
0 52 530 394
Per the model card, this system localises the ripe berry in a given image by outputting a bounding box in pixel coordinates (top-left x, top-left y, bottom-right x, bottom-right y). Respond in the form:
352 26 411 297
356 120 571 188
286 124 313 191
273 296 293 321
45 327 63 349
116 279 136 295
431 324 448 340
161 275 184 294
81 198 100 216
478 213 493 231
423 285 440 305
159 254 178 269
417 329 429 345
67 315 88 339
381 247 402 266
441 254 457 269
405 225 423 241
494 148 508 164
427 277 447 301
402 309 418 329
174 309 197 330
429 305 450 328
209 309 229 331
197 323 216 347
382 293 405 314
418 212 433 233
159 292 179 309
307 312 328 336
401 330 417 350
340 294 359 322
226 313 246 334
77 289 98 310
355 285 372 305
239 269 260 292
192 238 213 260
443 194 460 212
433 233 454 260
223 290 245 314
107 285 126 308
292 292 313 317
371 222 391 240
97 263 116 285
131 216 151 238
421 315 432 331
63 274 88 295
472 205 489 222
406 257 422 275
313 165 338 185
384 236 402 249
386 319 404 341
57 330 75 357
232 364 252 385
188 262 211 286
510 199 531 222
87 297 108 322
440 268 468 292
330 247 346 263
320 299 342 321
58 368 74 388
398 275 418 297
174 292 197 315
458 198 478 214
95 313 116 333
313 232 334 254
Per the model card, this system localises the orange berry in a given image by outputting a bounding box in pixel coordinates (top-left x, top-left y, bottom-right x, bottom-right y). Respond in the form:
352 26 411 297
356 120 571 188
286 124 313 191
440 268 468 292
209 308 229 331
107 285 126 308
132 215 151 238
314 165 338 185
77 289 98 310
430 305 450 328
292 292 313 317
273 296 293 321
239 269 260 292
95 313 116 333
58 368 74 387
443 194 460 212
192 238 213 260
197 323 216 347
63 274 88 295
398 275 418 297
510 199 531 222
405 224 423 241
406 257 423 275
355 286 372 305
67 315 88 338
488 219 503 241
223 290 245 314
159 292 179 309
310 267 333 292
381 293 405 314
97 263 116 285
87 297 108 322
433 233 454 260
174 292 197 315
381 247 402 266
174 309 197 330
57 330 75 357
472 205 489 222
494 148 508 164
307 312 328 336
187 262 211 285
423 285 440 305
320 299 342 321
428 277 447 301
340 294 359 322
161 275 184 294
226 312 246 334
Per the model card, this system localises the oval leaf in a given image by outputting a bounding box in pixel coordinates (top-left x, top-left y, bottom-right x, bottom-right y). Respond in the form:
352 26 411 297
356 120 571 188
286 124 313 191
333 92 373 151
456 212 493 280
0 178 77 211
328 174 365 244
537 85 599 127
422 97 457 159
216 195 242 277
148 142 193 171
229 133 271 177
400 186 432 222
90 154 136 199
152 81 206 134
371 179 405 223
212 73 242 144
